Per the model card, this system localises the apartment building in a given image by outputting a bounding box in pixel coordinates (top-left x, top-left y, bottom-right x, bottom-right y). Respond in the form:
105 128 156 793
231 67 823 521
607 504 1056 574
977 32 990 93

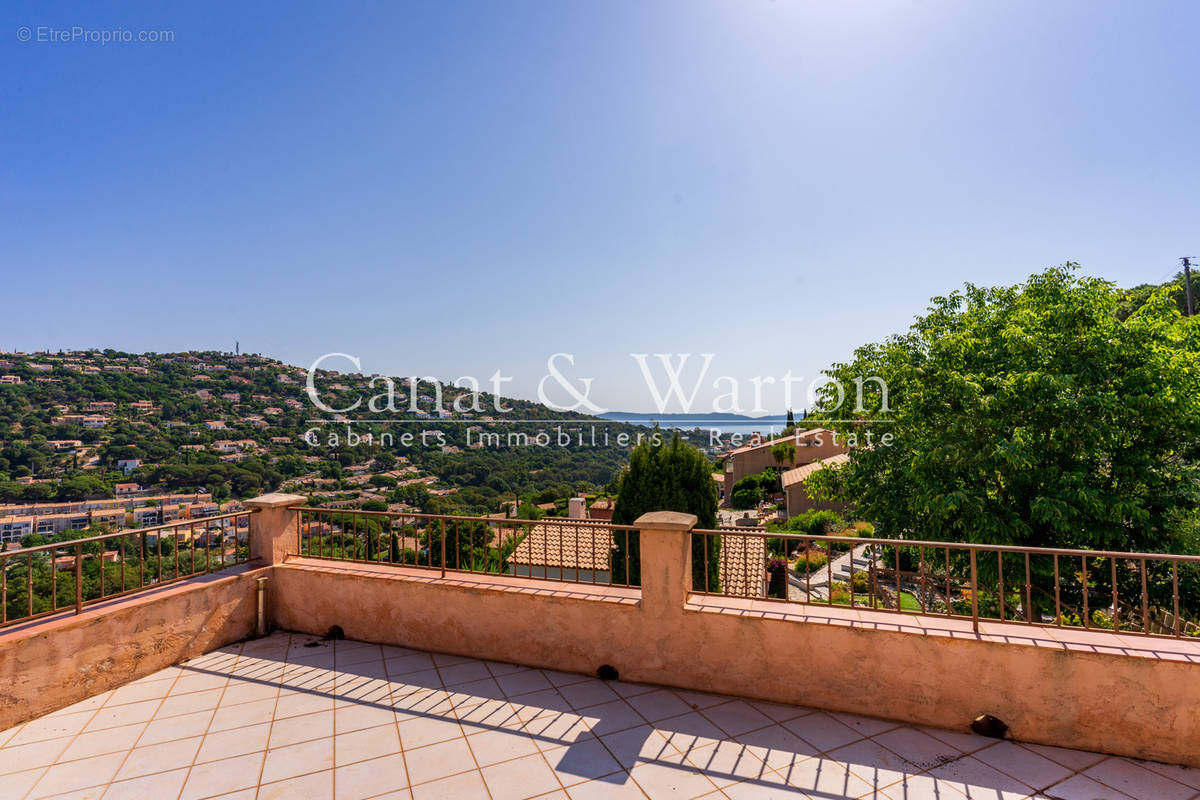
0 508 127 542
721 427 847 508
781 452 852 516
52 414 109 428
0 493 213 518
0 517 34 543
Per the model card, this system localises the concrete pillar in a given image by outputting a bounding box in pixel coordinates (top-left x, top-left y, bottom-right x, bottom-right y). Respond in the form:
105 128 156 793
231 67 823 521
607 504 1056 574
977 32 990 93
244 493 306 566
635 511 698 617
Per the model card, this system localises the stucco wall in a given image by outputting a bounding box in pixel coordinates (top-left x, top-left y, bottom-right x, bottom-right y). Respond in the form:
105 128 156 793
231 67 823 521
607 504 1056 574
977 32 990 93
270 557 1200 768
0 565 263 731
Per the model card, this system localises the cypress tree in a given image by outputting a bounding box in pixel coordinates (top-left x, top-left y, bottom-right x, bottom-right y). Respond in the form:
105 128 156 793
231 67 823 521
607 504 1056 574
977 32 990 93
611 431 720 590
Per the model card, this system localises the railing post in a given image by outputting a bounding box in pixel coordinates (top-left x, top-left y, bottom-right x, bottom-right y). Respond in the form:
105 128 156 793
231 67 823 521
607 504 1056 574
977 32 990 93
634 511 698 617
244 493 307 567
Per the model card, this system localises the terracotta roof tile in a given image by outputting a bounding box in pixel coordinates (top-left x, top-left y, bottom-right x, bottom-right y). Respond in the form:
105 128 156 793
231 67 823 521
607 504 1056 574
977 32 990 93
781 452 850 488
510 522 616 571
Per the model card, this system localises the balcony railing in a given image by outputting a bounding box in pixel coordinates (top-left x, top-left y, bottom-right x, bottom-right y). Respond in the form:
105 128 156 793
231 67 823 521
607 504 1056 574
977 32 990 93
0 510 253 628
693 527 1200 638
291 506 641 587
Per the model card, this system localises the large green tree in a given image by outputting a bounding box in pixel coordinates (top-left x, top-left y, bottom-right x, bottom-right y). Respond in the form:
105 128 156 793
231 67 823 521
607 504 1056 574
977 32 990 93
808 265 1200 556
612 432 720 590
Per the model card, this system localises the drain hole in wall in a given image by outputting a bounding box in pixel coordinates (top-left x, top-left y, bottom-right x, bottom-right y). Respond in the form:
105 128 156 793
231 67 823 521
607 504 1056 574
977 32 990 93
323 625 345 641
596 664 619 681
970 714 1009 739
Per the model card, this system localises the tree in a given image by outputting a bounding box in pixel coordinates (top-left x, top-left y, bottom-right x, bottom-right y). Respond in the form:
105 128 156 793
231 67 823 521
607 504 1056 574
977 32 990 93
786 408 795 427
611 432 719 590
809 265 1200 555
729 469 779 510
770 442 796 466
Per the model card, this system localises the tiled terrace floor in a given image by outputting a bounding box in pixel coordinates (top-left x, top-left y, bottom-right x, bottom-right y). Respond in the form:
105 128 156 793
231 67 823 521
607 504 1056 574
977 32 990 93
2 633 1197 800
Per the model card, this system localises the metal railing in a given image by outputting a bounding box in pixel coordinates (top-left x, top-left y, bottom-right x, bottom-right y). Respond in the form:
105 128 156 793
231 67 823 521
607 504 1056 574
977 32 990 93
692 527 1200 639
1 511 253 629
291 507 641 588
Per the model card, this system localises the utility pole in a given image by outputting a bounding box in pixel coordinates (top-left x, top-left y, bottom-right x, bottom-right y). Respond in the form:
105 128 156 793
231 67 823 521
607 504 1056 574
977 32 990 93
1183 257 1196 317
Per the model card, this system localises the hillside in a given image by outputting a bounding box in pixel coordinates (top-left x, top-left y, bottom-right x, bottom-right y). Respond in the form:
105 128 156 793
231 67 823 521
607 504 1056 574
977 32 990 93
0 350 657 514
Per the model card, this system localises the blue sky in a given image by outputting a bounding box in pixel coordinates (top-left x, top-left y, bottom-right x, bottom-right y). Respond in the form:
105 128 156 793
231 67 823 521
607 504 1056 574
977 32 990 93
2 1 1198 413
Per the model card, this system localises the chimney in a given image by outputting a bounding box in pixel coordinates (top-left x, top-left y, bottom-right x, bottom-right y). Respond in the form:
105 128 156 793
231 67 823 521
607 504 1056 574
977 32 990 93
568 497 587 520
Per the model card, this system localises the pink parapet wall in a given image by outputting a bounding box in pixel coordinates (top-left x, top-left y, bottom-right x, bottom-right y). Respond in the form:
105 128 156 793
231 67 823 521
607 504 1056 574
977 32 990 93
0 566 264 731
2 500 1198 769
266 509 1200 768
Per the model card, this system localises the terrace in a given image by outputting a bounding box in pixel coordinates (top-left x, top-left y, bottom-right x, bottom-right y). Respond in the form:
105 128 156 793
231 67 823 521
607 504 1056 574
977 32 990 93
1 494 1199 799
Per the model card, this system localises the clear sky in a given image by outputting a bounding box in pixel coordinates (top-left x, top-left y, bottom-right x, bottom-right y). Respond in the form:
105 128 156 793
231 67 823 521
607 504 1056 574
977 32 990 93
3 1 1198 413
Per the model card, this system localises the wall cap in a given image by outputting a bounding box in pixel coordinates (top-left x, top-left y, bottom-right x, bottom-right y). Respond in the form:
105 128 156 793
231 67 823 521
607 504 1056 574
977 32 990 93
634 511 698 531
244 493 306 510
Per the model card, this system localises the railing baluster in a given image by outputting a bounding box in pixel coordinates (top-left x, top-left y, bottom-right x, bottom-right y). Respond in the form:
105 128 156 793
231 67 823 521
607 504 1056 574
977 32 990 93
918 546 927 613
1173 562 1180 638
826 538 833 606
945 548 952 617
1111 558 1120 632
804 536 811 604
969 549 979 633
895 544 902 611
624 530 631 587
869 542 877 609
1054 554 1061 626
74 543 82 614
1140 558 1149 635
1024 553 1032 624
997 551 1005 622
1082 556 1090 629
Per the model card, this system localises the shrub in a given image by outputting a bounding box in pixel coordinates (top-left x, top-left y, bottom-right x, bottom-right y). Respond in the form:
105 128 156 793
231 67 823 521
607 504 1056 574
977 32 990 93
852 570 870 593
830 581 851 605
785 510 845 537
767 558 788 599
730 485 763 510
792 548 828 572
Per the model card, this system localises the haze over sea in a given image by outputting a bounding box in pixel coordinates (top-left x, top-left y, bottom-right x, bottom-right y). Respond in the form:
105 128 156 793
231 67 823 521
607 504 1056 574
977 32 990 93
601 415 790 437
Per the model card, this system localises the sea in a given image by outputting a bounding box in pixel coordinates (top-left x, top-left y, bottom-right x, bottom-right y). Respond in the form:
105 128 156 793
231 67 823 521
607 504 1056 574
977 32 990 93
601 416 791 438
